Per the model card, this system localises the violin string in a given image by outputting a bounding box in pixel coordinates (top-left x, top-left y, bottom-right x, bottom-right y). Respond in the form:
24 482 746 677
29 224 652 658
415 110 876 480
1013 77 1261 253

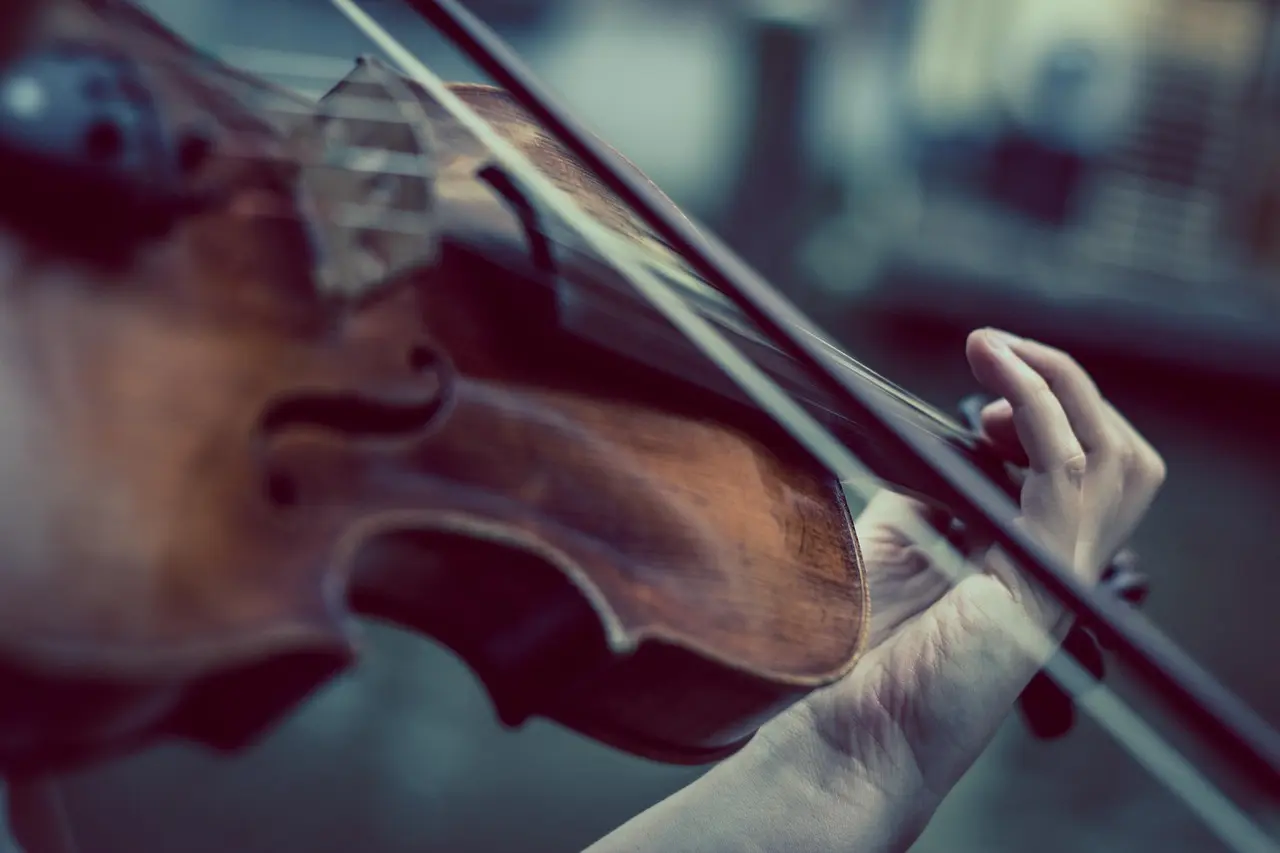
136 32 963 433
85 0 1274 835
325 2 1278 849
115 0 1274 799
639 254 963 428
109 22 963 439
146 48 967 432
86 2 1269 844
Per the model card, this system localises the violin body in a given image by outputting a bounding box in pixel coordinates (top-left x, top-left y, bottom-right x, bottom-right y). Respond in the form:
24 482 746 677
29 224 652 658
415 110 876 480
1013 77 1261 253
0 0 868 775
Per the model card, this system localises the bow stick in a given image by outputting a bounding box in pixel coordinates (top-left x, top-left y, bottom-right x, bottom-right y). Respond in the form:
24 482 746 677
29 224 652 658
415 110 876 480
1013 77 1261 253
333 0 1280 798
332 5 1280 836
3 0 1263 847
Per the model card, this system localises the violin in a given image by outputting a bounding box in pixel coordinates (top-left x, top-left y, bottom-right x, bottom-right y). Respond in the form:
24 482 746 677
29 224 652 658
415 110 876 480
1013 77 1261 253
0 0 1276 837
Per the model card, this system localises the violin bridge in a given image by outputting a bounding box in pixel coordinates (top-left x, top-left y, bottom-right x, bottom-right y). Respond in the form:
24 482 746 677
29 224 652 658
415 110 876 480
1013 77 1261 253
295 55 443 300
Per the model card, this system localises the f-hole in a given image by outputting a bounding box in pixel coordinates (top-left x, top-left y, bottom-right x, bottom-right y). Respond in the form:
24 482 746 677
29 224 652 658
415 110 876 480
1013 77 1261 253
478 164 557 277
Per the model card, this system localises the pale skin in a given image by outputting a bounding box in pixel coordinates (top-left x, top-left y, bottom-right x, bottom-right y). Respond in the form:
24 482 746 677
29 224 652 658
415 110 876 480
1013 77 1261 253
586 327 1166 853
2 328 1164 853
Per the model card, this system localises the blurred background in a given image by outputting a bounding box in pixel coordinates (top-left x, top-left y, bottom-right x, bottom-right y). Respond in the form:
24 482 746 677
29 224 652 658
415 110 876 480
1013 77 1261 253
10 0 1280 849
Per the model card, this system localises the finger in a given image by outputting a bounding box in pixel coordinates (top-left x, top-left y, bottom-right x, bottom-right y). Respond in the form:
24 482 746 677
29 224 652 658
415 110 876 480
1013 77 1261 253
967 330 1083 473
979 398 1030 466
1001 335 1114 454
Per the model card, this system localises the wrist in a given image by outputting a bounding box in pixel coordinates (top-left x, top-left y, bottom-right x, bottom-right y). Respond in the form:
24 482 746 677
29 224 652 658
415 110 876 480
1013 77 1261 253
798 573 1052 810
586 711 934 853
746 705 940 853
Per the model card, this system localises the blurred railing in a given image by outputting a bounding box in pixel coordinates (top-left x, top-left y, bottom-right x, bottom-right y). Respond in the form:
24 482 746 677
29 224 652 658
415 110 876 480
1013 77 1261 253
793 0 1280 387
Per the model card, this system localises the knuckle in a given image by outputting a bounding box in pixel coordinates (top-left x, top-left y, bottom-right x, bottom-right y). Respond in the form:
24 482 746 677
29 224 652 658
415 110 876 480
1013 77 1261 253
1122 441 1167 488
1143 448 1168 487
1116 446 1141 481
1062 451 1089 482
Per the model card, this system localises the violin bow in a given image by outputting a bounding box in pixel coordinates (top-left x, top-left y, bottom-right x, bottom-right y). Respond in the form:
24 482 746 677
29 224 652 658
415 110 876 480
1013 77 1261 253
330 0 1280 815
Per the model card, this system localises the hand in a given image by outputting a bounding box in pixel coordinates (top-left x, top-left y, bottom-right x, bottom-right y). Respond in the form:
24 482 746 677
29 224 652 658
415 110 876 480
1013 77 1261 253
762 329 1166 850
587 329 1166 853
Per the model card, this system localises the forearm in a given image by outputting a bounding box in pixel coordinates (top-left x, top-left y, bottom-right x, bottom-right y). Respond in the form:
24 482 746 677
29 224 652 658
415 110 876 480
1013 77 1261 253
584 716 932 853
586 554 1065 853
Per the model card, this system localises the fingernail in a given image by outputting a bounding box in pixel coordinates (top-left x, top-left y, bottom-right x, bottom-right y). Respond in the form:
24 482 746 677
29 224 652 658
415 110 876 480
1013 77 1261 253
983 331 1040 378
981 398 1012 418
